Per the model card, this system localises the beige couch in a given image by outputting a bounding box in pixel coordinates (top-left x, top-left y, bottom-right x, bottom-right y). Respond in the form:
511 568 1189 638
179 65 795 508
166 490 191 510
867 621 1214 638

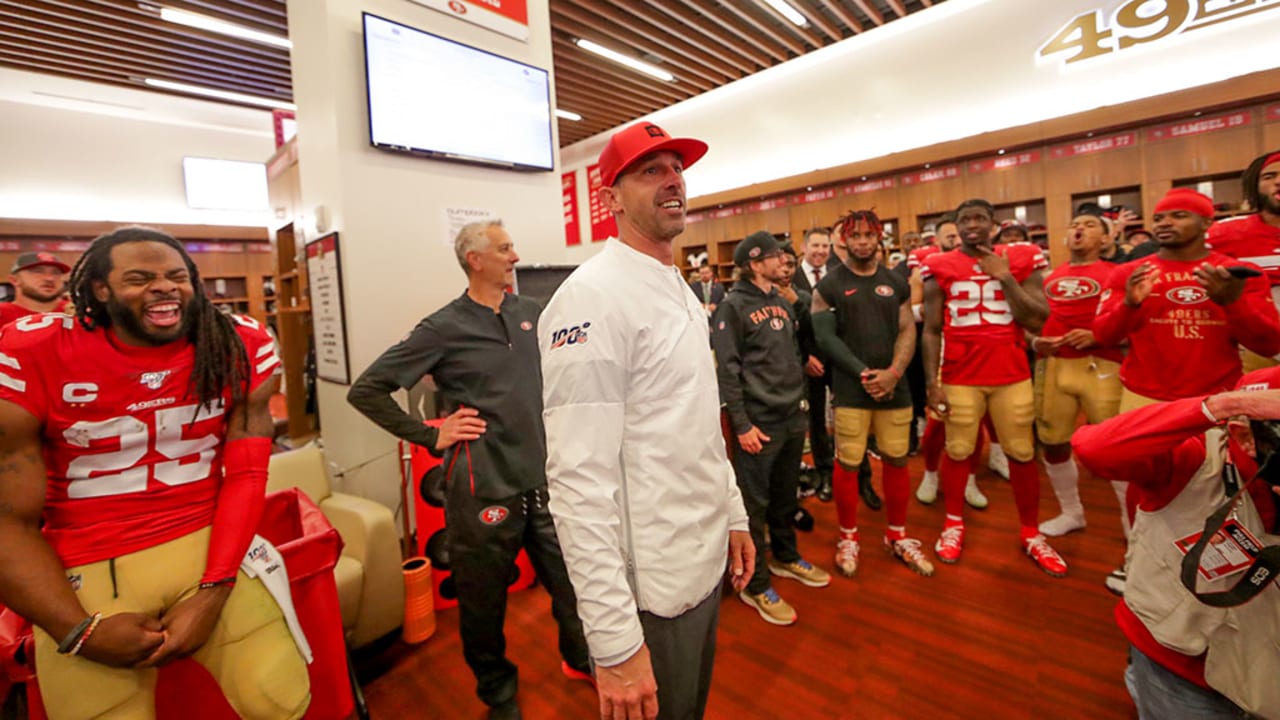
267 444 404 649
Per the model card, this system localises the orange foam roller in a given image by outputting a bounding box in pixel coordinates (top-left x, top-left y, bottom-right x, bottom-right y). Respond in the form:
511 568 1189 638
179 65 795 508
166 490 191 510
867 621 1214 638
402 556 436 644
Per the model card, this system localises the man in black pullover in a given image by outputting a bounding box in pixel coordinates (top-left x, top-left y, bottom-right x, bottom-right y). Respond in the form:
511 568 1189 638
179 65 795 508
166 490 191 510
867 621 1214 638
712 231 831 627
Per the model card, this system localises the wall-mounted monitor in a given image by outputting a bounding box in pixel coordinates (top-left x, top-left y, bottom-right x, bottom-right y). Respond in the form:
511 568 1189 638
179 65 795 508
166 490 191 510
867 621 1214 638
362 12 554 172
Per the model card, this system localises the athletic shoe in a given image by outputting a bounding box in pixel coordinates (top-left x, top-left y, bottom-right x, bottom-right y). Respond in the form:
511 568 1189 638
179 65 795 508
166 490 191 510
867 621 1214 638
817 469 834 503
885 537 935 577
988 444 1010 480
739 587 797 626
1039 512 1086 537
1105 568 1126 597
964 475 988 510
769 558 831 588
935 525 965 564
1023 534 1068 577
561 661 595 688
488 698 521 720
916 471 939 505
834 534 860 577
791 507 815 532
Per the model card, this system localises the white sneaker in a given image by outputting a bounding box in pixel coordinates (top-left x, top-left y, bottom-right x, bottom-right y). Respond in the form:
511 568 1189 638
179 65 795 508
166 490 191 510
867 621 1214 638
964 475 988 509
916 471 939 505
987 444 1009 480
1104 568 1126 596
1039 512 1086 537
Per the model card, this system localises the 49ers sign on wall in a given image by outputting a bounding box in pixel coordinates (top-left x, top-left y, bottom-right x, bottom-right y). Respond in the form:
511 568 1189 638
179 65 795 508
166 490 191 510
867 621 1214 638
411 0 530 42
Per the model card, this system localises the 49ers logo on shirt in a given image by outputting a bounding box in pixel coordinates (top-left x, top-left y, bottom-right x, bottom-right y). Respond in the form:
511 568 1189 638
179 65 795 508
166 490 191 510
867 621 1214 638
769 317 785 331
1045 277 1101 300
875 285 895 297
140 371 171 390
479 506 509 525
1167 287 1209 305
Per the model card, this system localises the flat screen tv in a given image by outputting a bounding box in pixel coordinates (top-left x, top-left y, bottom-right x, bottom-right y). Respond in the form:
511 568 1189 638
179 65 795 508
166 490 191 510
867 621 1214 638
362 12 554 172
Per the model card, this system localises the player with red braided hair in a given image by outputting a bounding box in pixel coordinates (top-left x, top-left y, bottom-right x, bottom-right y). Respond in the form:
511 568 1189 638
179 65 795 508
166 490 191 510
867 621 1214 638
814 209 934 577
0 226 308 719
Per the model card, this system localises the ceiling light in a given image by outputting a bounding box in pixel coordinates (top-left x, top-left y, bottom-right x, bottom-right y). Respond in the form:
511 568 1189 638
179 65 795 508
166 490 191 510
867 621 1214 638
144 78 296 110
759 0 809 27
575 39 674 82
555 109 583 121
159 7 292 49
997 149 1006 155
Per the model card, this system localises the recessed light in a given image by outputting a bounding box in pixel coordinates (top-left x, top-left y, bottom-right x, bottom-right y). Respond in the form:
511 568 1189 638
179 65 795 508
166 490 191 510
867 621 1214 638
555 109 582 121
575 39 674 82
144 78 296 110
158 7 291 49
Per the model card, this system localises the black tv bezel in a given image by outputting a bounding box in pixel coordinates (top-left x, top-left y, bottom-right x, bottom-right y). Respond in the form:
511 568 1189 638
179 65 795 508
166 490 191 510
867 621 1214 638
361 11 555 173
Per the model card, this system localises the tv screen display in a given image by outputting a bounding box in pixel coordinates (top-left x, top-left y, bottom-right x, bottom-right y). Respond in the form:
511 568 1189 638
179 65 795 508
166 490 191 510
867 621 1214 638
362 12 554 172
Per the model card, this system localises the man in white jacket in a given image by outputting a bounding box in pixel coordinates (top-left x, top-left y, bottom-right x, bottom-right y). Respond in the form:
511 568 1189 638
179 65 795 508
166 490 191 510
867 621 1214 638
541 121 754 720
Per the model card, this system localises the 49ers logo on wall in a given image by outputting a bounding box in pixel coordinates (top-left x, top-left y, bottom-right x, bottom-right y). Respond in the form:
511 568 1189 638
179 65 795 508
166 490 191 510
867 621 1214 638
1045 277 1101 300
1167 286 1209 305
479 506 509 525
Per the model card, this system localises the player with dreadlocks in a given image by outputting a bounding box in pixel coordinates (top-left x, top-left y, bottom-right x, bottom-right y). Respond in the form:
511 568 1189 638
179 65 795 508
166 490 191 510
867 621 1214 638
0 226 309 719
1206 149 1280 372
812 208 934 577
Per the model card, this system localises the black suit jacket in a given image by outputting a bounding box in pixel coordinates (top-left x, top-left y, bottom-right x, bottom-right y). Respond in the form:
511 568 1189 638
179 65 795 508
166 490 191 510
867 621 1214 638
689 280 726 306
793 261 833 294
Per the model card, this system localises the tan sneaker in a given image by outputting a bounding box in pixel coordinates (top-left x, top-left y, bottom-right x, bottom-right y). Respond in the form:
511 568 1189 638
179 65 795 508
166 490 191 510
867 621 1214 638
738 588 797 626
885 537 935 577
834 534 860 577
768 558 831 587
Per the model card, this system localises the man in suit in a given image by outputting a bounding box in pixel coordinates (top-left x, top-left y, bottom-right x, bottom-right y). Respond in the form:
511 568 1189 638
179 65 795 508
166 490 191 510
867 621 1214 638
689 264 725 316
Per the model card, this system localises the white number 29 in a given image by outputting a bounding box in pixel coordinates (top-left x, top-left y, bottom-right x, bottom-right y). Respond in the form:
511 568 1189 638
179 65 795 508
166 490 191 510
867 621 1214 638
948 279 1014 327
65 403 224 499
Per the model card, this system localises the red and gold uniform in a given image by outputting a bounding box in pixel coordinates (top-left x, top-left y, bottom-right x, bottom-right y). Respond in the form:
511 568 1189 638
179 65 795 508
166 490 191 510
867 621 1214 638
0 299 70 328
1092 252 1280 411
1207 214 1280 371
906 245 941 273
1036 261 1124 444
921 243 1046 462
0 313 309 720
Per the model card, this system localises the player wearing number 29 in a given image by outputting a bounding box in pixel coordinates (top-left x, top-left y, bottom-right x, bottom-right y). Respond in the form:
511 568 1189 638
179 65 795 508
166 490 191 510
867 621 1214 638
0 227 308 720
921 199 1068 576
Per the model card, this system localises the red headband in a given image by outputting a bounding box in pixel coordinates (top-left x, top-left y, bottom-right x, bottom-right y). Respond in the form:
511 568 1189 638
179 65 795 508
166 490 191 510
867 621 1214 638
1154 188 1215 219
1265 152 1280 171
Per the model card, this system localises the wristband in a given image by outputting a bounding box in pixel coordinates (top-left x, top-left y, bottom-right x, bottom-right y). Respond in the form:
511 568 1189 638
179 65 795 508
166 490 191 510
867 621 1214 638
69 613 103 657
1201 398 1223 425
887 367 902 379
200 576 237 590
57 612 100 655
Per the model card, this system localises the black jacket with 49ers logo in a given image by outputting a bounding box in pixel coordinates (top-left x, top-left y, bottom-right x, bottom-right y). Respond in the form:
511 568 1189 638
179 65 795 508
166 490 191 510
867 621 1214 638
711 280 805 435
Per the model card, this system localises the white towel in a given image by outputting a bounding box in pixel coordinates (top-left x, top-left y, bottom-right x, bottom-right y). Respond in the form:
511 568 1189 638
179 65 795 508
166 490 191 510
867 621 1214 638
241 534 313 664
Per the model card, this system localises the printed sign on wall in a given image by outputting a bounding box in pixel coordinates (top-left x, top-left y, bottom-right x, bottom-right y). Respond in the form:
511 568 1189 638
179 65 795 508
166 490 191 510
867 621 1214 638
411 0 530 41
563 171 580 246
587 163 617 242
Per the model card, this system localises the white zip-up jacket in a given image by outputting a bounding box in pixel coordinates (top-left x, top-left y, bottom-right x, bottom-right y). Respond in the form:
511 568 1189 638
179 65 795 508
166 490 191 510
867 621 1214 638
540 238 750 667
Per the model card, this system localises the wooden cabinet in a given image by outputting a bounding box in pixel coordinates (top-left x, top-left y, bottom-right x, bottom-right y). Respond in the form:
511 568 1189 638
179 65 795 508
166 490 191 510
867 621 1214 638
965 161 1045 204
900 175 967 230
1045 146 1142 195
1144 126 1257 181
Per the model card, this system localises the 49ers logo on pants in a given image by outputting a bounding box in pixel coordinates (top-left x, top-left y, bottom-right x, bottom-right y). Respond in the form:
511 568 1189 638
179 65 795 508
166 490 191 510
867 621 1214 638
479 506 509 525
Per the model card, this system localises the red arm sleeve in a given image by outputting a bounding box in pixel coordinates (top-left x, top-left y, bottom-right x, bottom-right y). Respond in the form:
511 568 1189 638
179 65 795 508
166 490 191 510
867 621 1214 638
200 436 271 585
1223 272 1280 358
1090 267 1141 346
1072 397 1212 498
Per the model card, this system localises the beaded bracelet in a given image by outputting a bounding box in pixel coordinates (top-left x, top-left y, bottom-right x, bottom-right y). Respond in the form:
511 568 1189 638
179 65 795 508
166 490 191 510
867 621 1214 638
199 576 237 590
69 613 103 657
57 612 101 655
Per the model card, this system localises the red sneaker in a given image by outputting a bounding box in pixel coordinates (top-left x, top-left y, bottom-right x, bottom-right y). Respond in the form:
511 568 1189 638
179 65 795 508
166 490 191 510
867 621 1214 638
1023 534 1068 577
561 661 596 688
934 525 964 564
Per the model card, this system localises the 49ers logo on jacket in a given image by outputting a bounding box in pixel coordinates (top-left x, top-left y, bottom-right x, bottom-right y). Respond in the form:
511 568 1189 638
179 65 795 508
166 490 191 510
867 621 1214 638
1167 287 1209 305
1046 277 1101 300
479 506 509 525
875 285 894 297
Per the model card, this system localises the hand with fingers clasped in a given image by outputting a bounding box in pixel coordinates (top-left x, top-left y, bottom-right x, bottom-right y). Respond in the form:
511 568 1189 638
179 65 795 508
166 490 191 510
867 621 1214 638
76 613 167 668
597 645 660 720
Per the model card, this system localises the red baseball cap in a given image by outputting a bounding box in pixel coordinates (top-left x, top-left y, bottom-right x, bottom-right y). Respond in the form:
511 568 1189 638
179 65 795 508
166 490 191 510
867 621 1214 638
12 251 70 274
1154 188 1215 219
597 122 708 187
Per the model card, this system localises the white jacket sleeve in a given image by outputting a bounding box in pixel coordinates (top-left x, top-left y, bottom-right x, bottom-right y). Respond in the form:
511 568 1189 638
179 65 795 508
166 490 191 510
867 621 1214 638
540 284 644 667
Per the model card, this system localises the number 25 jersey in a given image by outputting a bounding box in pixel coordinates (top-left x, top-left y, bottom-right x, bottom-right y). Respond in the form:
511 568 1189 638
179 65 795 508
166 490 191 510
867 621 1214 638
0 313 281 568
921 243 1047 386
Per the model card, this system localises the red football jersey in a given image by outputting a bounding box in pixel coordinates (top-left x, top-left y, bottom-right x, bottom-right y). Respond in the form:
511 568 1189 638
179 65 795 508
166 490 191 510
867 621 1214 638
1092 253 1280 401
0 301 69 329
1041 261 1124 363
1206 214 1280 289
921 243 1047 385
907 245 940 271
0 313 280 567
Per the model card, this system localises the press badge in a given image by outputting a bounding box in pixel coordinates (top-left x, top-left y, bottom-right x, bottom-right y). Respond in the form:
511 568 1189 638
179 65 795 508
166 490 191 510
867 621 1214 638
1174 520 1264 582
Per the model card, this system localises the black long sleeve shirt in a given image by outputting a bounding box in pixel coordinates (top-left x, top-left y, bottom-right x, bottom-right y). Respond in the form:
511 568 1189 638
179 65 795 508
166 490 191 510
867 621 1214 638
347 291 546 499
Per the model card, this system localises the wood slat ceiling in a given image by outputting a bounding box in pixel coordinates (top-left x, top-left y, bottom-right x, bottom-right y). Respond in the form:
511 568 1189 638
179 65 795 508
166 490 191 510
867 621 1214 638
0 0 942 147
